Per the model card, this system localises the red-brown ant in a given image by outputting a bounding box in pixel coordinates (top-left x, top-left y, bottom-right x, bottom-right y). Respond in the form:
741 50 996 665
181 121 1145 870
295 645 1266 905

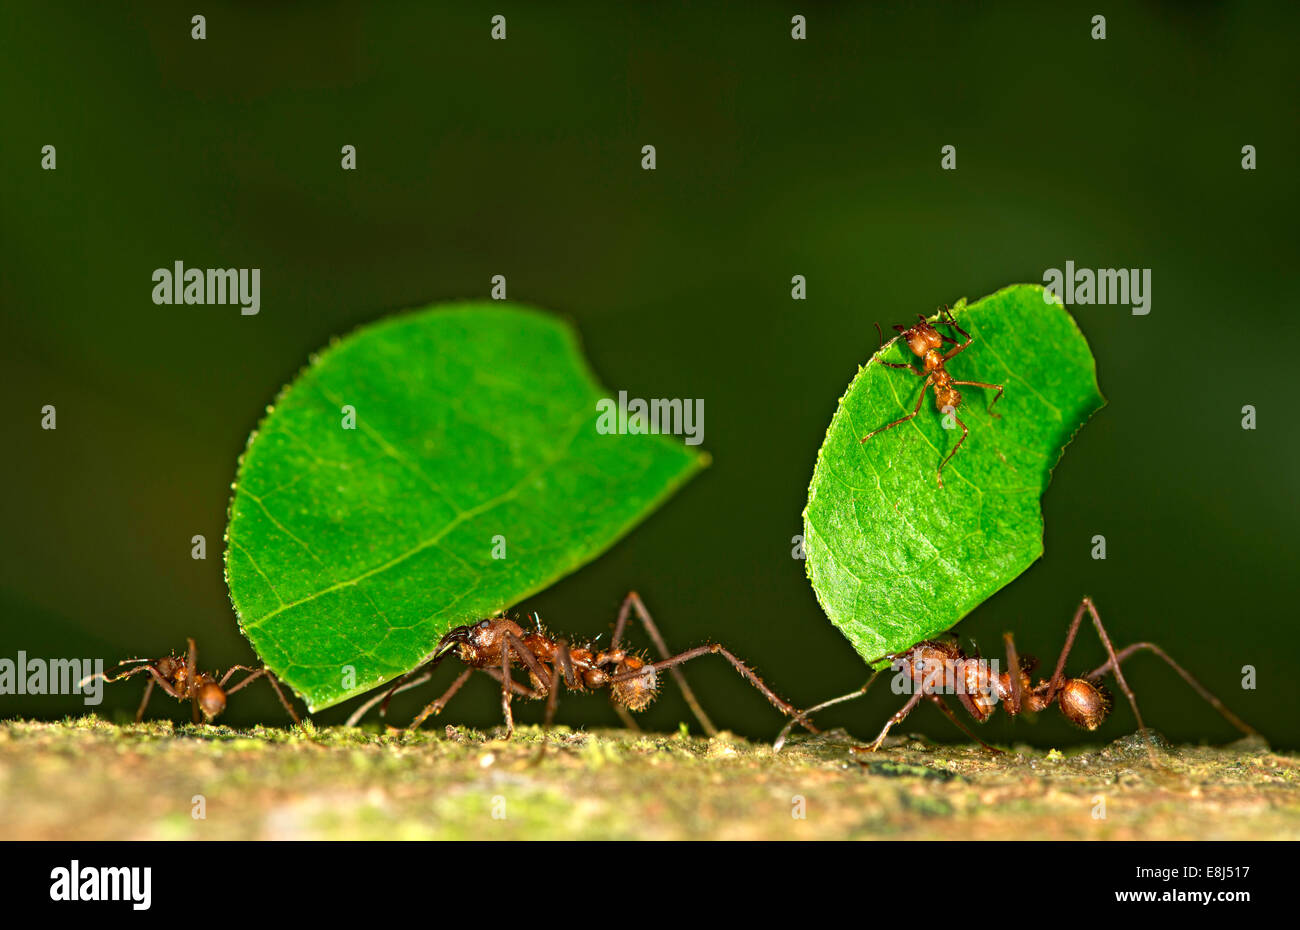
862 306 1005 488
347 592 816 740
774 597 1258 758
81 638 301 725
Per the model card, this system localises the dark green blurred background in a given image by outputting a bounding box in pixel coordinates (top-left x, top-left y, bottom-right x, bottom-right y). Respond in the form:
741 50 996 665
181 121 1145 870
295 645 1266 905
3 2 1297 747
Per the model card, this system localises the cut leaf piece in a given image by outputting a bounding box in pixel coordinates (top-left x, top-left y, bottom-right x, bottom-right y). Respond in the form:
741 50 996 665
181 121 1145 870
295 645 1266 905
803 284 1104 666
225 302 706 712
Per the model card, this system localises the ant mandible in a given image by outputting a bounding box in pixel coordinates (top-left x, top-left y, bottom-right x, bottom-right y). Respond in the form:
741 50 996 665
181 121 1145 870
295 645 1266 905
774 597 1259 759
81 638 301 725
346 591 817 740
862 306 1005 488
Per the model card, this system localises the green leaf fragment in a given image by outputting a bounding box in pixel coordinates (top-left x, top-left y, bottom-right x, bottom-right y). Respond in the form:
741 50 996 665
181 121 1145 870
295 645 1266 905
803 284 1104 667
225 302 706 712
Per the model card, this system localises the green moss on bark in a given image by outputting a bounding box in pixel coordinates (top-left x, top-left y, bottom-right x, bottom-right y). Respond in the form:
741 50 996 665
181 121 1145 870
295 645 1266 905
0 717 1295 840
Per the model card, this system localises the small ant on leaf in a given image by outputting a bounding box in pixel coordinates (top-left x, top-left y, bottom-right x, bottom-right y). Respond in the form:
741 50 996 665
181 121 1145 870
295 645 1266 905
347 592 815 741
863 306 1005 488
774 597 1259 760
81 638 301 725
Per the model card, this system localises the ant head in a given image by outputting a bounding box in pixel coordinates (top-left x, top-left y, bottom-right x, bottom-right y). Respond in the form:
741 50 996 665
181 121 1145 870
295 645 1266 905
155 655 182 679
1057 678 1112 730
610 655 659 711
158 654 193 690
197 681 227 720
435 623 479 662
899 321 944 357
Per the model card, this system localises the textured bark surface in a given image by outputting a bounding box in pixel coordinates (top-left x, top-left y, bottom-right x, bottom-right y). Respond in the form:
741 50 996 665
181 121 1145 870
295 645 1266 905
1 717 1295 840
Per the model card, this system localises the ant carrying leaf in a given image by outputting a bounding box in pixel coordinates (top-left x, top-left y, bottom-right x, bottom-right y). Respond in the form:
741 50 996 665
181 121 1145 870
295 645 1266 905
346 592 815 741
774 598 1260 761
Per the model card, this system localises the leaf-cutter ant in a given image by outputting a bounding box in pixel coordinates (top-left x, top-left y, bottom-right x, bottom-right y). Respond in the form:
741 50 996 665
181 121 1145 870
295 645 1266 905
862 306 1005 488
346 591 816 740
81 638 301 725
773 597 1259 758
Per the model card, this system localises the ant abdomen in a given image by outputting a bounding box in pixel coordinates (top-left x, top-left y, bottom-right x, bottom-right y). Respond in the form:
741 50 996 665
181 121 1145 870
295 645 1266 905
611 655 658 711
1057 678 1113 730
197 681 227 720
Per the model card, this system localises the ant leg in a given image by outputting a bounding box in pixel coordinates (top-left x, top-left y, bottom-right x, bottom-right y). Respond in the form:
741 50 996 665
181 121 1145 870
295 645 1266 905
926 695 1003 754
1002 633 1023 715
543 638 582 733
379 660 449 718
859 689 926 751
135 678 156 723
936 414 968 489
401 670 471 729
613 704 641 731
80 657 150 687
610 592 717 736
612 643 818 735
344 671 433 726
937 307 973 358
535 641 574 762
543 646 565 731
503 631 551 690
1086 643 1259 738
219 665 257 687
500 643 515 738
479 668 545 699
493 631 548 739
1045 598 1148 737
375 641 462 719
78 662 177 722
951 380 1005 419
265 673 300 725
220 668 300 725
861 377 933 444
187 638 200 725
408 668 476 730
772 671 881 752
